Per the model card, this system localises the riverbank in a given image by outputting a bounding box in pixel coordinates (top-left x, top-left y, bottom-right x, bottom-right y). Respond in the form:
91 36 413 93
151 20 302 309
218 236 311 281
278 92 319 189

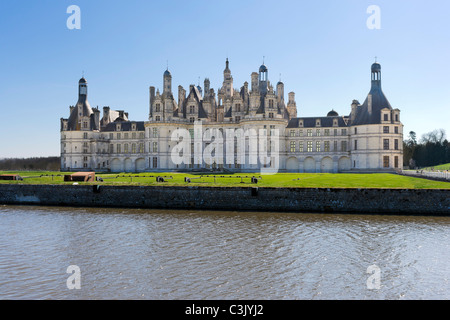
1 184 449 216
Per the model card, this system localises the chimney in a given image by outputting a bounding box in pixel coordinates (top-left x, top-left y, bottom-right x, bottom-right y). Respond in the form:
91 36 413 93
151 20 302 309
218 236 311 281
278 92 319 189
368 94 372 115
251 72 258 92
351 100 359 122
149 86 155 114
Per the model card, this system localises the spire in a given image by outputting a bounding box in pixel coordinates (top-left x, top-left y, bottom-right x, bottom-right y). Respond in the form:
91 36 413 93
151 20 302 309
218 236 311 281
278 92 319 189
224 57 230 73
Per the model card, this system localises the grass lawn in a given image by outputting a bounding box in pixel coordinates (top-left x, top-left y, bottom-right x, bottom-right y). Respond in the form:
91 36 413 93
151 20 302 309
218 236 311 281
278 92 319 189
1 171 450 189
423 163 450 171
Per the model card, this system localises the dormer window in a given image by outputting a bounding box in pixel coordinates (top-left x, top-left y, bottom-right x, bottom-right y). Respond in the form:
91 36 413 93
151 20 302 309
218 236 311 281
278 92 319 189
298 120 303 128
384 114 389 121
155 104 161 112
116 124 121 131
333 119 338 127
132 123 136 131
316 120 321 127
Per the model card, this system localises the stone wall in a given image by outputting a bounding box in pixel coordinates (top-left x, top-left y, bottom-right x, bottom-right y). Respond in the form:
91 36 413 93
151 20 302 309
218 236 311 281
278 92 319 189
0 184 449 215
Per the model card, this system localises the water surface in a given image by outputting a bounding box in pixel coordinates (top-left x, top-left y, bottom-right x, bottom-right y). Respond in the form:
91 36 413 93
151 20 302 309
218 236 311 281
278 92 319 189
0 205 449 299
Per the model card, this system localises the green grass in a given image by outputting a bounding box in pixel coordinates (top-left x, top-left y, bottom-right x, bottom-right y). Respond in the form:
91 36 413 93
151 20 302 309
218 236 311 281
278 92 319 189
1 171 449 189
422 163 450 171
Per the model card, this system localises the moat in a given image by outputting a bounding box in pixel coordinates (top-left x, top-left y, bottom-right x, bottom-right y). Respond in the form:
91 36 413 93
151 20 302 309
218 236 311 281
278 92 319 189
1 205 449 299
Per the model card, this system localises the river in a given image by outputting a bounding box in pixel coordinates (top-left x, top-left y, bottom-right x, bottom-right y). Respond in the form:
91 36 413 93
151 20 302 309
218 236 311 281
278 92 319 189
0 205 449 300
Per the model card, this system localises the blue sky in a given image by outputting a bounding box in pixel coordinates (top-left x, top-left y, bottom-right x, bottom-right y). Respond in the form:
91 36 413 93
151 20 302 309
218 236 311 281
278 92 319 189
0 0 449 158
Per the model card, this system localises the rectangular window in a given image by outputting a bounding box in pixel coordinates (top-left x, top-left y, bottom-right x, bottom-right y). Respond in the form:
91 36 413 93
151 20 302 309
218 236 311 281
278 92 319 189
270 125 275 136
383 139 389 150
299 142 304 153
83 133 88 139
383 156 390 168
395 114 399 122
124 144 129 153
109 133 114 140
384 114 389 121
307 141 313 152
354 128 357 134
124 133 129 139
324 129 330 136
395 156 399 168
290 130 295 137
341 129 347 136
110 144 114 153
395 126 399 134
324 141 330 152
383 126 389 133
132 132 136 139
132 143 136 153
153 142 158 153
334 141 338 152
290 141 296 152
153 157 158 168
153 128 158 138
299 130 303 137
156 116 161 121
139 143 144 153
316 129 321 136
341 141 347 152
354 140 358 150
139 132 145 139
394 139 399 150
334 129 338 136
117 133 121 139
316 141 321 152
307 129 313 137
117 144 121 153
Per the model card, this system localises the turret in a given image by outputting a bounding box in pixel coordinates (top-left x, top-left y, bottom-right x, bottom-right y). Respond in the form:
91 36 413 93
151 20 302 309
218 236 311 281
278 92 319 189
259 63 268 94
276 81 284 105
67 77 94 131
163 69 172 96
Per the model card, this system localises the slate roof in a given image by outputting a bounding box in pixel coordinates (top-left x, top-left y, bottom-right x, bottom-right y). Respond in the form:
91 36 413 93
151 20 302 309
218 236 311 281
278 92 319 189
352 84 392 125
287 116 349 128
102 121 145 132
